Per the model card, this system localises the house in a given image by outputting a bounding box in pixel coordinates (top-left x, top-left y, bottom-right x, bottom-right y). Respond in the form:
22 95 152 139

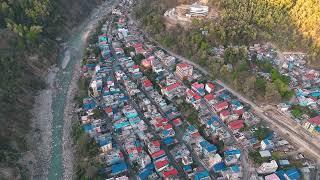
142 79 153 91
205 83 215 93
224 149 241 159
172 118 182 127
187 3 209 17
257 160 278 174
148 140 161 154
230 99 244 110
213 101 229 112
194 170 210 180
163 56 176 68
228 120 244 132
154 50 166 60
151 150 166 160
141 56 154 69
220 110 230 121
192 82 205 96
199 140 217 155
207 153 222 168
161 82 183 100
264 173 280 180
261 139 274 150
186 89 202 109
111 161 128 176
259 150 271 158
213 162 227 173
204 94 215 104
175 63 193 80
154 158 169 172
303 115 320 135
284 168 301 180
182 156 193 165
162 167 178 178
97 134 112 152
134 43 146 55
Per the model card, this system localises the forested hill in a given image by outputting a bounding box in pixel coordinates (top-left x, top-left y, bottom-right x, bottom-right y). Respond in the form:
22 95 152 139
135 0 320 66
217 0 320 65
0 0 101 178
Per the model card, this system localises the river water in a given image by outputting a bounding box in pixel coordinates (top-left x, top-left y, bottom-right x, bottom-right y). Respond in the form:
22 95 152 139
47 0 117 179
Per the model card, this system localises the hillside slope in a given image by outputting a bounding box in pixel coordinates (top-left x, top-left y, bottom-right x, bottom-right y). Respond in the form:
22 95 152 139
0 0 101 178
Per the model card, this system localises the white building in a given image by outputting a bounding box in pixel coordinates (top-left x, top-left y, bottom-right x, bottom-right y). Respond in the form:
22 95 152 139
186 3 209 17
257 160 278 174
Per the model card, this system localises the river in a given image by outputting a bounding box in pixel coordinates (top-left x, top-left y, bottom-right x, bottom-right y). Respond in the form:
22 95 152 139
47 0 117 179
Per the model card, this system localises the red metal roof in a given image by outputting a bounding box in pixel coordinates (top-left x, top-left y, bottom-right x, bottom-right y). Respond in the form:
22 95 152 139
220 110 230 117
172 118 182 126
165 82 181 91
151 140 160 147
143 79 153 87
228 120 244 130
155 159 169 169
163 124 173 130
204 94 214 101
132 65 139 69
233 109 245 116
151 150 165 159
176 63 191 69
214 101 229 111
309 115 320 125
163 168 178 178
206 83 215 89
104 107 112 113
194 94 201 100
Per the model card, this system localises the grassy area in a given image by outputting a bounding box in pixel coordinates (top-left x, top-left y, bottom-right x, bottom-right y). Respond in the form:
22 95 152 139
249 150 268 164
252 127 271 141
271 151 286 161
74 77 90 106
72 121 101 179
178 100 200 127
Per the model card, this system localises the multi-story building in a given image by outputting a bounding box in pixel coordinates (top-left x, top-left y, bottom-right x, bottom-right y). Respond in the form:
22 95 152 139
175 63 193 80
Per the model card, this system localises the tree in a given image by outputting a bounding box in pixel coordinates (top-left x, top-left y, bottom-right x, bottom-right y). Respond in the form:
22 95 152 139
255 77 267 93
264 82 281 103
133 54 145 64
242 76 256 97
253 127 270 141
210 62 221 78
92 109 102 119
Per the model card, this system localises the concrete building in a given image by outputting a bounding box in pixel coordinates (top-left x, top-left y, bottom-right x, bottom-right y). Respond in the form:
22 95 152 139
186 3 209 17
175 63 193 80
257 160 278 174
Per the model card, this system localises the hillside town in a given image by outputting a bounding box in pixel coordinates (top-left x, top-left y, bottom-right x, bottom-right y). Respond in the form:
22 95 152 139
75 0 319 179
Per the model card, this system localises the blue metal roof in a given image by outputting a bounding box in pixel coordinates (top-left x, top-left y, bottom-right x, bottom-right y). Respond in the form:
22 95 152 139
83 124 92 132
275 170 286 180
163 137 174 145
213 162 227 172
183 165 192 172
230 165 240 173
195 170 210 180
285 168 301 180
111 161 128 174
200 140 217 153
224 149 241 156
139 163 155 180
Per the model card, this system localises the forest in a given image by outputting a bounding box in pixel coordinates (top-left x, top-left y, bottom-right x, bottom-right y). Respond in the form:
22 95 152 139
134 0 319 103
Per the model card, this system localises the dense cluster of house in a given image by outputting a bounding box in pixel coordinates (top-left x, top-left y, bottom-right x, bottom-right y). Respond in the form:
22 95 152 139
75 0 317 179
212 43 320 137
